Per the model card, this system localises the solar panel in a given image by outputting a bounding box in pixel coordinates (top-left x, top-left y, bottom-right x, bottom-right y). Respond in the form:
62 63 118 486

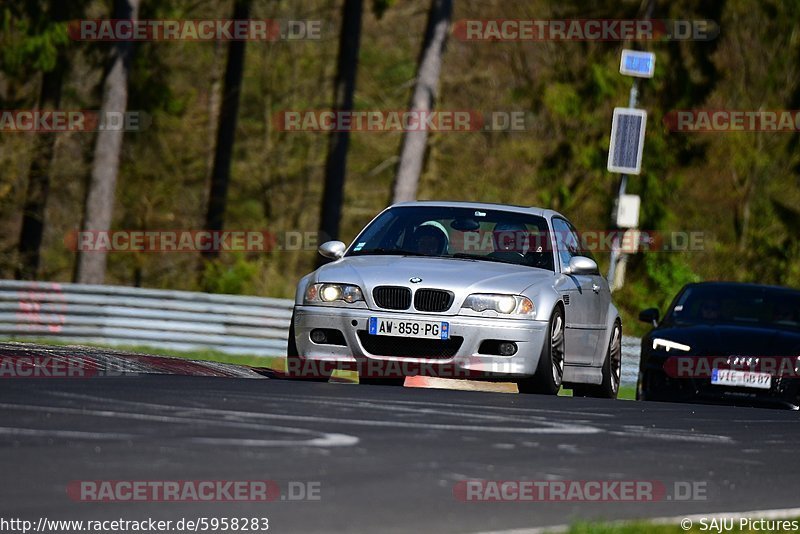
607 107 647 175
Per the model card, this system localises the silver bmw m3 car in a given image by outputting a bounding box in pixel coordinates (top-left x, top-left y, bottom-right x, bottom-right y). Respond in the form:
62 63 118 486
289 201 622 397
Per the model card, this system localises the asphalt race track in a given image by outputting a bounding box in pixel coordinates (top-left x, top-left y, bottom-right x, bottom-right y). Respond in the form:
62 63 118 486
1 343 799 533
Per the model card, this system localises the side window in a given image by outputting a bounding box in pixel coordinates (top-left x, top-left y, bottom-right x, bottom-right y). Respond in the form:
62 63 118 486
566 220 595 263
551 218 580 271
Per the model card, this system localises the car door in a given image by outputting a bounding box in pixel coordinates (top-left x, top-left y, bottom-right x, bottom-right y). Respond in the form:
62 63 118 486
551 218 603 366
564 220 609 365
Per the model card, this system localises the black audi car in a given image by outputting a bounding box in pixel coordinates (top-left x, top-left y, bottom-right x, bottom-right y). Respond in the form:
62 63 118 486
637 282 800 409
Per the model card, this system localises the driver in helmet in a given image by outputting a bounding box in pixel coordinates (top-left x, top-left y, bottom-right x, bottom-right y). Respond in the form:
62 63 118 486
411 223 449 255
489 222 529 263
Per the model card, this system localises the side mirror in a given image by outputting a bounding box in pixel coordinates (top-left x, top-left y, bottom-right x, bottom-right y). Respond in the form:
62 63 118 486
639 308 659 327
318 240 346 260
566 256 599 276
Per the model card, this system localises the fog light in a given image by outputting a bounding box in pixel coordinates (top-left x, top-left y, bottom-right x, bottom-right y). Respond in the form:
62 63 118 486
498 342 517 356
310 329 328 344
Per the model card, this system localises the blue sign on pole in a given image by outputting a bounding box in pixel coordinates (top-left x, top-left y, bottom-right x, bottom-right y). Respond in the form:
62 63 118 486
619 50 656 78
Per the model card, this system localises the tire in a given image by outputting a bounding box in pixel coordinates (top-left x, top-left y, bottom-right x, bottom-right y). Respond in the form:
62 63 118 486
518 306 565 395
636 370 647 401
286 311 302 377
573 320 622 399
287 311 299 358
636 369 668 402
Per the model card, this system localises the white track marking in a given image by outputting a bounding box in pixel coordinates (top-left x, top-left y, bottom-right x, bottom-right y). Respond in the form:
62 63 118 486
608 430 734 444
0 426 137 440
232 392 617 418
181 393 737 443
40 392 603 436
0 401 359 448
610 424 735 444
286 398 577 425
190 433 359 447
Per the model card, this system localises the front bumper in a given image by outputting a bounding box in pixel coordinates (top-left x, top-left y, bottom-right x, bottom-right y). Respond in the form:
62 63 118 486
292 305 548 378
639 353 800 410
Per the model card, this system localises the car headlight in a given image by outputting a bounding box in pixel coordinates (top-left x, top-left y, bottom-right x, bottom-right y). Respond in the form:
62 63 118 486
652 338 691 352
305 283 364 304
461 294 534 316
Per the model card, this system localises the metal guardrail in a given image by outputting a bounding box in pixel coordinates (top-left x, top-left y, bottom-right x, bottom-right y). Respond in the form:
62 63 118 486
0 279 642 385
0 280 293 356
621 335 641 387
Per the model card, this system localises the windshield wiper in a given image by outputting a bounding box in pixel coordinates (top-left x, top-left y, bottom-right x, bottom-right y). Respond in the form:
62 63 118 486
451 253 513 264
355 248 435 257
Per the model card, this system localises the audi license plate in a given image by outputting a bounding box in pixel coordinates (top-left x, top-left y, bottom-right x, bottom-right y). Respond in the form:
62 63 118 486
711 368 771 390
368 317 449 340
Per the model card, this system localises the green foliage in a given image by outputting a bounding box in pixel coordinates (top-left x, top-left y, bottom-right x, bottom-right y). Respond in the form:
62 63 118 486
567 518 800 534
0 8 69 74
643 252 701 308
543 83 581 119
200 254 259 295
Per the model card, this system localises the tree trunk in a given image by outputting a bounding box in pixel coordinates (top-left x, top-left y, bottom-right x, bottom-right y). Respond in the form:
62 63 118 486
206 40 226 181
317 0 364 257
202 0 251 261
391 0 453 204
16 0 69 280
74 0 140 284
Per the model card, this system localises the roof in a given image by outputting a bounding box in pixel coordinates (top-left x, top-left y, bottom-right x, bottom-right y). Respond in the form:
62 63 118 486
685 281 800 293
390 200 566 220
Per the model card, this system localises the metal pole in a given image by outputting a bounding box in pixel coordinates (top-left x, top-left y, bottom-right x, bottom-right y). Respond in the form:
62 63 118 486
607 0 654 290
607 79 640 290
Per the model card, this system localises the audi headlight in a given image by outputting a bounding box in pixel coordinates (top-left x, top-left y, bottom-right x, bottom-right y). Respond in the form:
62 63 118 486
652 338 691 352
461 294 534 316
305 283 364 304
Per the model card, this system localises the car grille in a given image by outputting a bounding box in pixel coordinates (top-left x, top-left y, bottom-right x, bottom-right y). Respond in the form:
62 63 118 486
414 289 454 312
357 331 463 359
373 286 412 310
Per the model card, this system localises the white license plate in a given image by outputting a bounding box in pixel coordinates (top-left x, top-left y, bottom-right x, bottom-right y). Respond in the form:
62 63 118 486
711 368 772 390
368 317 449 340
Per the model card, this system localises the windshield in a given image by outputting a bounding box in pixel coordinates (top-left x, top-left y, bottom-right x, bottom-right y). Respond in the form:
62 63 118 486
666 284 800 330
347 205 555 270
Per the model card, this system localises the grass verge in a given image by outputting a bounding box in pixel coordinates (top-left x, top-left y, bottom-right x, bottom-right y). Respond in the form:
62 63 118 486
4 338 281 369
564 517 800 533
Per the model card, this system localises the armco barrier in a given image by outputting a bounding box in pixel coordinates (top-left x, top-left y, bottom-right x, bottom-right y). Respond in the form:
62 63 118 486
0 280 642 385
0 280 292 356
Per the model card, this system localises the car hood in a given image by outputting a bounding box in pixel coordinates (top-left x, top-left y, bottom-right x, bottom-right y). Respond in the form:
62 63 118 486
315 256 553 296
648 324 800 356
